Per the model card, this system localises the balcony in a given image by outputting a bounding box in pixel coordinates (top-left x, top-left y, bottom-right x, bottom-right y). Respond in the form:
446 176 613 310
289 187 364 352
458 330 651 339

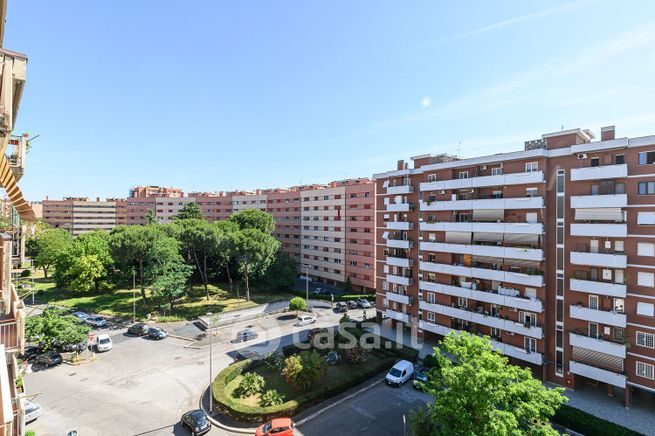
386 256 412 268
386 203 413 212
570 224 627 237
386 185 413 195
570 251 627 269
570 164 628 181
569 361 626 388
569 305 626 328
386 221 413 230
386 274 414 286
569 278 626 298
419 301 543 338
420 171 544 192
386 238 413 249
386 291 413 305
385 309 410 323
569 332 626 359
419 242 543 262
419 282 543 312
0 48 27 136
570 194 627 209
420 196 543 212
419 221 544 234
418 321 544 365
6 135 26 181
419 261 544 287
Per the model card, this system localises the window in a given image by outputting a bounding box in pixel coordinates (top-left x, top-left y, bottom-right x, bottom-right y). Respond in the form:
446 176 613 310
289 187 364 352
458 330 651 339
589 322 599 339
556 277 563 296
524 337 536 353
637 331 655 348
615 241 624 253
557 170 565 193
638 272 655 287
426 311 435 323
525 162 538 172
556 247 563 270
519 311 536 326
589 295 599 310
614 327 624 342
636 361 654 380
491 167 503 176
638 182 655 195
526 187 538 197
638 243 655 257
637 302 655 317
639 151 655 165
615 154 625 164
427 174 437 182
556 300 563 322
427 292 435 303
591 157 600 167
556 197 564 219
457 297 468 307
638 212 655 225
458 171 469 179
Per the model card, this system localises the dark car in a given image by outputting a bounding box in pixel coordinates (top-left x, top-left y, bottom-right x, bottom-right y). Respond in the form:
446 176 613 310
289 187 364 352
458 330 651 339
20 345 40 362
346 300 358 309
61 341 87 353
413 369 429 391
127 323 150 336
335 302 348 313
35 350 63 368
147 327 167 340
180 409 211 435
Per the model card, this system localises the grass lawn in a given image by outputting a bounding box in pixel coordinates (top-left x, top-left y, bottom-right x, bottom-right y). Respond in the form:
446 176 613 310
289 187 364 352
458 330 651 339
28 276 295 321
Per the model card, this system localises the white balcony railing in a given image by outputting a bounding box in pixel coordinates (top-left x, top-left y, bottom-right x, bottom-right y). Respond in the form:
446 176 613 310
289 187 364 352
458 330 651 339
420 196 543 212
385 309 410 323
419 171 544 192
570 164 628 181
570 251 627 269
419 261 544 287
386 274 414 286
570 194 627 209
386 203 412 212
419 301 543 338
569 361 626 388
569 278 626 298
569 332 626 359
418 321 544 365
386 292 413 305
569 305 626 328
419 242 543 262
570 224 627 238
419 221 543 234
385 221 413 230
419 281 543 312
386 256 412 268
386 185 413 195
385 239 413 249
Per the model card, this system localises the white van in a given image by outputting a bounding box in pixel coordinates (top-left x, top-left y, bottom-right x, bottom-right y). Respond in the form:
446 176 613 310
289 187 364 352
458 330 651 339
385 360 414 387
94 334 113 352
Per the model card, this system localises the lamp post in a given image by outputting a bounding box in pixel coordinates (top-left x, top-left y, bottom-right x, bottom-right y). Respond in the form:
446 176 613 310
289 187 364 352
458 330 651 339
207 312 213 413
304 264 310 302
132 268 136 323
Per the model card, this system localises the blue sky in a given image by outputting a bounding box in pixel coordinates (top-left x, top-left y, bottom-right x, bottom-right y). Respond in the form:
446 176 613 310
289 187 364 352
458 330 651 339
7 0 655 200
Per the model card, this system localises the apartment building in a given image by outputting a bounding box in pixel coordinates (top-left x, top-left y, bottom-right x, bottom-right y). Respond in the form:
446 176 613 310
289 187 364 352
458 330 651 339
42 197 121 236
374 126 655 406
264 188 302 265
191 192 233 221
129 185 183 198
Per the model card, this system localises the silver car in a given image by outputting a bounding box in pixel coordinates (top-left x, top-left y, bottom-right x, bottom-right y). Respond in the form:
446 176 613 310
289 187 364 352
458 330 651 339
24 399 42 423
236 328 258 342
85 315 108 328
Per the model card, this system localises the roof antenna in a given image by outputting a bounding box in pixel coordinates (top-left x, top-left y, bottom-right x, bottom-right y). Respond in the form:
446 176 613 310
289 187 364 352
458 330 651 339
561 124 564 131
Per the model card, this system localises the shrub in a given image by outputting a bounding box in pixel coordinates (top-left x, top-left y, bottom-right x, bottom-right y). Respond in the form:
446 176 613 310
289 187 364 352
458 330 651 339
236 372 265 398
552 405 641 436
339 313 351 324
282 350 327 389
260 389 285 407
289 297 307 311
20 269 31 277
25 431 36 436
423 354 439 368
263 352 284 371
343 344 364 365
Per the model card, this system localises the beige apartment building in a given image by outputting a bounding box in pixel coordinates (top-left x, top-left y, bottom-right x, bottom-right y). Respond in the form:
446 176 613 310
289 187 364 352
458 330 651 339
374 125 655 406
42 197 122 236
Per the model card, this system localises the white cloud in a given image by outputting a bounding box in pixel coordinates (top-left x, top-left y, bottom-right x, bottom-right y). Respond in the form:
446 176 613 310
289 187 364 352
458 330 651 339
421 96 432 107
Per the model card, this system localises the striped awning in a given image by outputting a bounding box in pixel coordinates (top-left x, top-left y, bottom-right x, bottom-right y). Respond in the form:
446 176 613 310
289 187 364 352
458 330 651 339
0 151 35 222
574 208 624 222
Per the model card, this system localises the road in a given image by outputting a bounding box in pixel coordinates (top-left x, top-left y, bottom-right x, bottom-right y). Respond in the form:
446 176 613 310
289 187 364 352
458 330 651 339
24 307 381 436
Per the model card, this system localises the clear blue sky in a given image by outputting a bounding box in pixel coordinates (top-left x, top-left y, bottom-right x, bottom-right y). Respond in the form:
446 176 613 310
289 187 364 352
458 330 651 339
7 0 655 201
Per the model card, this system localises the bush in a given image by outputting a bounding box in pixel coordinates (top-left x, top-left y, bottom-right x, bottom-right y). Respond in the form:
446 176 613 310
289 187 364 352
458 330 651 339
260 389 285 407
423 354 439 368
263 352 284 371
289 297 307 311
20 269 31 277
343 344 364 365
339 313 351 324
552 405 641 436
282 350 326 389
236 372 265 398
25 431 36 436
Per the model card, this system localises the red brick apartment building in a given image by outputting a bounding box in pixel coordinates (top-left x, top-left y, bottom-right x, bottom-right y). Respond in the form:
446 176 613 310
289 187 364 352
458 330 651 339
374 126 655 405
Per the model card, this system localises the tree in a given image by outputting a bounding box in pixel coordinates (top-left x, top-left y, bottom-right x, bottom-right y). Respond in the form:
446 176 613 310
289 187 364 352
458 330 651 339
145 209 157 225
289 297 307 312
174 219 221 300
25 308 91 350
282 350 326 390
234 228 280 300
261 250 297 290
214 220 239 292
30 229 73 278
68 255 105 292
413 332 567 436
54 230 113 291
230 209 275 234
343 343 364 365
151 260 193 309
344 276 353 292
175 202 204 221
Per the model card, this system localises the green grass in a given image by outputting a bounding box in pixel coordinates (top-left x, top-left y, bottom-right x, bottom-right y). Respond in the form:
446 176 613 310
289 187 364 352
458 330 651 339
30 278 295 321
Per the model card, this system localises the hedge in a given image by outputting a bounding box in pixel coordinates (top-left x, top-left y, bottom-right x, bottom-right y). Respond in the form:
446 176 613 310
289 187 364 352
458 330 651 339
290 289 375 303
552 405 642 436
212 355 395 422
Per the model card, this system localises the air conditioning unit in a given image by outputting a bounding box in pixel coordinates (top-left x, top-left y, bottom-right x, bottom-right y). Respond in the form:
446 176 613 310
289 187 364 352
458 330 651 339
510 307 518 312
481 165 487 170
508 332 515 336
576 153 588 160
439 190 446 194
468 189 475 193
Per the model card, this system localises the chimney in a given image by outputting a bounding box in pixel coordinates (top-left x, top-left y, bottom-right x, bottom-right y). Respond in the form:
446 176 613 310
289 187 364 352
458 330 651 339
601 126 615 141
397 160 405 170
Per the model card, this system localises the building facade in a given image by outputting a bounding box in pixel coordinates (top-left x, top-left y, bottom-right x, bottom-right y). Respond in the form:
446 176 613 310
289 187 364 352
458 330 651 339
374 126 655 405
42 197 121 236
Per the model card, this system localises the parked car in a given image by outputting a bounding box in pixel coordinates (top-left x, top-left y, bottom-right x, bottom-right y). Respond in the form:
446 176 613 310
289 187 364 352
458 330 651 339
295 314 316 326
312 287 324 295
92 334 113 352
236 328 258 342
85 315 107 328
357 298 372 309
413 369 429 391
71 311 88 322
255 418 295 436
23 399 42 423
61 340 87 353
127 323 150 336
147 327 167 340
20 345 40 361
346 300 358 309
35 350 63 368
180 409 211 435
335 302 348 313
385 360 414 387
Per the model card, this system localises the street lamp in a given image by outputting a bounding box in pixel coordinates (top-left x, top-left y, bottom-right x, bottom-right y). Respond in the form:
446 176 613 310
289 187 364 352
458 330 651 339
132 268 136 323
207 312 214 413
304 264 310 302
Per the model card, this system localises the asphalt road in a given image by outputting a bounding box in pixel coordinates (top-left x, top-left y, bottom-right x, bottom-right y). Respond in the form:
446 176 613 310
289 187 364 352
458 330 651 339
24 305 425 436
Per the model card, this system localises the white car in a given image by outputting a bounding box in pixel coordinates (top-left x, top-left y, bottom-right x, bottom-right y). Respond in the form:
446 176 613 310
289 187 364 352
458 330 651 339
24 399 42 423
385 360 414 387
295 314 317 326
85 315 108 328
94 334 113 352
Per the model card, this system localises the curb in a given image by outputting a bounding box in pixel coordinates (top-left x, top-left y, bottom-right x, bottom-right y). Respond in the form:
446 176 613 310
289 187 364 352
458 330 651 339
199 375 385 433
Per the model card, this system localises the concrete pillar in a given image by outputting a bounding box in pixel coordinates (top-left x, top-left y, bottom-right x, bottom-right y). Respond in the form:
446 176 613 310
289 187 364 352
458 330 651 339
607 384 614 398
625 385 632 409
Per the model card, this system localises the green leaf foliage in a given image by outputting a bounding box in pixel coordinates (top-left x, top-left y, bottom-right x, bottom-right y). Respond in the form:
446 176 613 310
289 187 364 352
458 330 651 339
282 350 326 390
236 372 265 398
288 297 306 311
25 308 91 350
230 209 276 234
174 202 204 221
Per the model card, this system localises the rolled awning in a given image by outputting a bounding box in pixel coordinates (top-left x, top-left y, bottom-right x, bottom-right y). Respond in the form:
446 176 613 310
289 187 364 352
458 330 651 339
574 208 624 222
445 231 471 244
472 209 504 221
473 232 503 242
504 233 540 244
503 258 541 268
572 347 623 372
